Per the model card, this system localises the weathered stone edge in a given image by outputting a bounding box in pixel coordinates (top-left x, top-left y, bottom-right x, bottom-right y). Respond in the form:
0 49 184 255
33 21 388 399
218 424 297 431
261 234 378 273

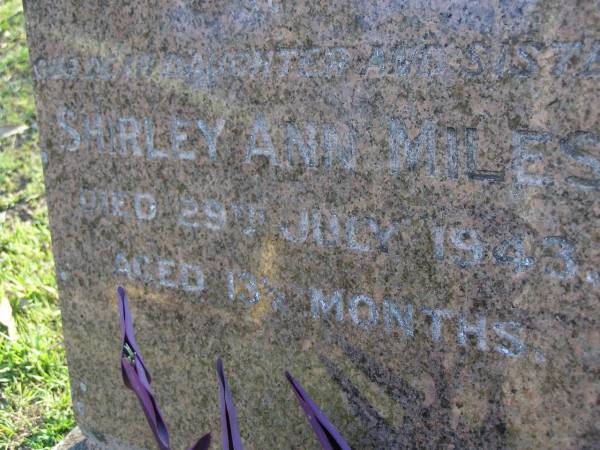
52 426 150 450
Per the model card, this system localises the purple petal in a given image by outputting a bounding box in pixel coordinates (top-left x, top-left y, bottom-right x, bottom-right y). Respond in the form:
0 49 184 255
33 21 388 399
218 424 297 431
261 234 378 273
187 433 212 450
285 372 351 450
117 286 151 385
216 358 244 450
122 357 170 450
117 287 211 449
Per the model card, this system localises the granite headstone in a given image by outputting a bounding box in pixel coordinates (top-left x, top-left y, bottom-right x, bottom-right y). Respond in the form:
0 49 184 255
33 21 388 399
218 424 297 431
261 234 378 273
24 0 599 448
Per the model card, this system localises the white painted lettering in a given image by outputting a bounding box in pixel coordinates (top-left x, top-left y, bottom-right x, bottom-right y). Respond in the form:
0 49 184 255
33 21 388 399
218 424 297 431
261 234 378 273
245 114 279 166
197 119 225 161
310 288 344 321
57 107 81 151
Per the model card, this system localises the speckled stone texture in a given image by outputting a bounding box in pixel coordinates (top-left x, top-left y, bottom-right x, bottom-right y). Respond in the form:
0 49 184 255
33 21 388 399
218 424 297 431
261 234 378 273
24 1 599 448
53 426 148 450
53 427 88 450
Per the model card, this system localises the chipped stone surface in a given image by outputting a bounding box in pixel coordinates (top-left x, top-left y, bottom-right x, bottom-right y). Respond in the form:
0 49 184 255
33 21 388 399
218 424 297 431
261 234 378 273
53 427 88 450
24 1 599 448
53 427 148 450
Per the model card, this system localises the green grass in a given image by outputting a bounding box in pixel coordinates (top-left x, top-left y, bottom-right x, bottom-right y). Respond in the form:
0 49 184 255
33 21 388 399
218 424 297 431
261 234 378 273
0 1 74 448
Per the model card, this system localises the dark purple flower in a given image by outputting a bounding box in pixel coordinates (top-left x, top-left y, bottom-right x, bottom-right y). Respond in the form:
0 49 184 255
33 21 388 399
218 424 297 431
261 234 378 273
216 358 244 450
118 287 210 450
118 287 151 387
121 355 171 450
118 287 171 450
285 372 351 450
187 432 212 450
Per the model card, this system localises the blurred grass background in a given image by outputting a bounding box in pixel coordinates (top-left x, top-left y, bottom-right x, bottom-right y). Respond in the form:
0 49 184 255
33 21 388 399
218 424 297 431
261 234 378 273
0 0 74 448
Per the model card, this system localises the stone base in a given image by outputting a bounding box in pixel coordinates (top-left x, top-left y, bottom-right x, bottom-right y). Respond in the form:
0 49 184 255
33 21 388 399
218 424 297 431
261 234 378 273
52 428 89 450
52 427 149 450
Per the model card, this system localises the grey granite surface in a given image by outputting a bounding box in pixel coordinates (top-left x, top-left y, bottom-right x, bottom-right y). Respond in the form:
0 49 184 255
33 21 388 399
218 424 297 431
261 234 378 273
24 1 599 448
